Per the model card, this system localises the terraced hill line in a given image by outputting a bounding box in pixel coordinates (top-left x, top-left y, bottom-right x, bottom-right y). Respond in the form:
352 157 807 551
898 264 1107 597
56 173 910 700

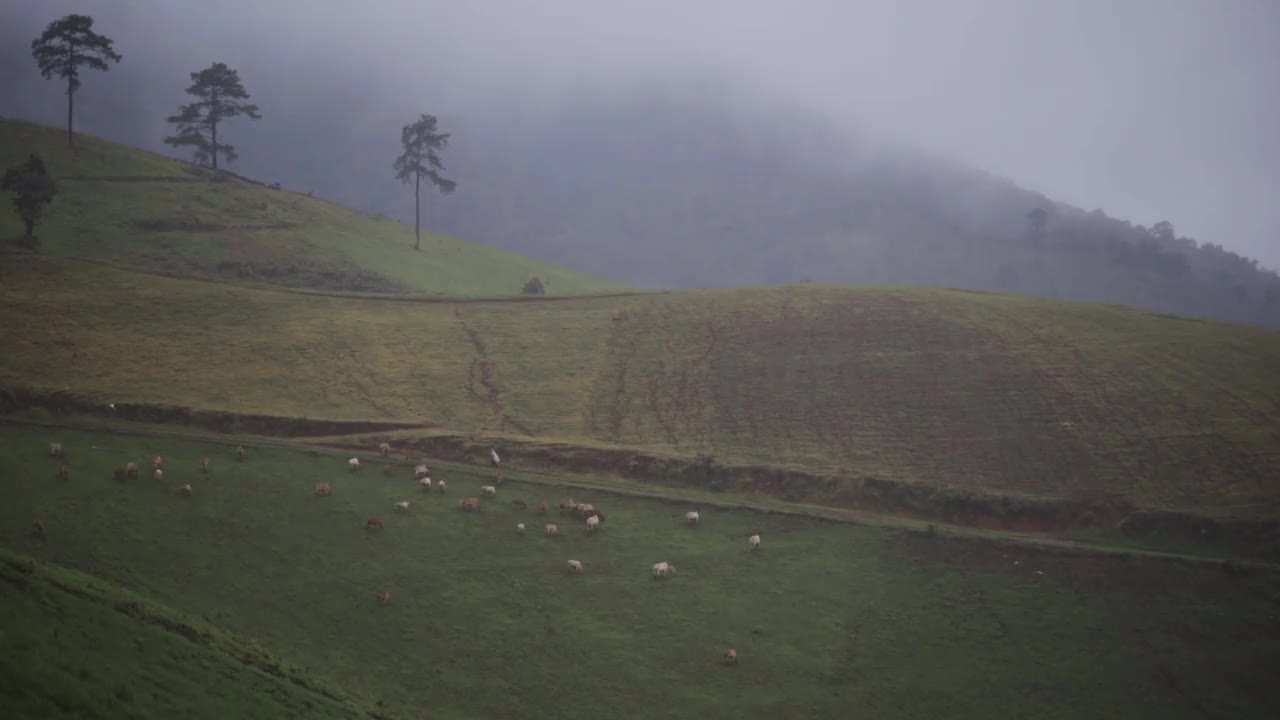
2 254 649 305
4 415 1276 574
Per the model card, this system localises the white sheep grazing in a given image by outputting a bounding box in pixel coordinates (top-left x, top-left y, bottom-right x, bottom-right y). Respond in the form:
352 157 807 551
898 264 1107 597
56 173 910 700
567 559 584 573
545 523 559 537
348 457 361 471
490 448 501 466
749 534 761 551
153 468 164 481
419 477 433 491
414 464 429 479
652 561 672 578
378 442 392 457
586 515 600 533
481 485 497 497
516 523 526 534
181 484 193 496
436 479 447 493
395 501 410 511
49 442 64 457
685 511 700 525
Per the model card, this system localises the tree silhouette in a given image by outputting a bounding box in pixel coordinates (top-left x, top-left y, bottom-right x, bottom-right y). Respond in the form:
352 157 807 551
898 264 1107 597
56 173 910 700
393 114 457 251
30 14 122 147
164 62 261 169
2 154 58 245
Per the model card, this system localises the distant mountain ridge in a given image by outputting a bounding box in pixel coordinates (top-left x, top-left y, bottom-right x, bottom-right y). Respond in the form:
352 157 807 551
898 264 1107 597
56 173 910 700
225 86 1280 327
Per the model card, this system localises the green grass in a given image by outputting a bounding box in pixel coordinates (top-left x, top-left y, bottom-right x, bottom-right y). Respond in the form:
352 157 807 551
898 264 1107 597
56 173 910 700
0 118 628 296
1 424 1278 719
0 549 382 719
4 256 1280 520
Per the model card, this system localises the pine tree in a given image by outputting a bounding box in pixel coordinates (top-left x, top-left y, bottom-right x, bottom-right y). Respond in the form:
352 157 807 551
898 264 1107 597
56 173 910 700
164 63 262 169
30 14 122 147
393 114 457 251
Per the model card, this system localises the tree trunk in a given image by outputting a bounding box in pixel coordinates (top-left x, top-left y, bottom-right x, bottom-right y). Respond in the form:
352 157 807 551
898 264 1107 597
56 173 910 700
23 217 35 238
211 118 218 170
65 63 74 147
414 172 421 251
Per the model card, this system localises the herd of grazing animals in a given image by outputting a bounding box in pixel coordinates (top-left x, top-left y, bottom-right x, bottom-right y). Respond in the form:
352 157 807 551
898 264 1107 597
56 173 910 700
41 438 761 666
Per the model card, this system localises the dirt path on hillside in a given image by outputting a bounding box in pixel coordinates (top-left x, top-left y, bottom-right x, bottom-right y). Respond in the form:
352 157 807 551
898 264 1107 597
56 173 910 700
452 305 533 436
6 415 1275 574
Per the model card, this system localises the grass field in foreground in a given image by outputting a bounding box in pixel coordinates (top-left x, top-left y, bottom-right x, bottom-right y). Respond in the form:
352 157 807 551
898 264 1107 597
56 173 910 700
0 548 378 720
2 424 1278 720
0 118 628 296
4 255 1280 519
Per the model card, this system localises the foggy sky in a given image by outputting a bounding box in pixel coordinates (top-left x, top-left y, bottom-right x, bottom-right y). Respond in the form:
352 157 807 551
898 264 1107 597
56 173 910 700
4 0 1278 268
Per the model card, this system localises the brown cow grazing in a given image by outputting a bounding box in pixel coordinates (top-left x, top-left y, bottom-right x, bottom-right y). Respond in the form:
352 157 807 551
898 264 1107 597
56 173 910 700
57 464 70 481
314 482 333 496
458 497 481 512
535 501 548 515
366 517 385 531
375 590 392 605
512 499 527 510
113 466 127 481
723 649 738 665
236 446 246 462
201 457 210 473
383 464 395 477
125 462 139 479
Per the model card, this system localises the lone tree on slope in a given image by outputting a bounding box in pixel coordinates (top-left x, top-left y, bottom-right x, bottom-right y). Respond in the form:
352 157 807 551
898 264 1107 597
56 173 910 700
393 114 456 251
164 62 261 170
2 154 58 247
30 14 122 147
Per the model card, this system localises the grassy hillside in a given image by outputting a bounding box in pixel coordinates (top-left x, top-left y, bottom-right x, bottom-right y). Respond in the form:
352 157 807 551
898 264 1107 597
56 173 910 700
0 549 383 719
4 255 1279 521
3 424 1279 719
0 119 628 296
